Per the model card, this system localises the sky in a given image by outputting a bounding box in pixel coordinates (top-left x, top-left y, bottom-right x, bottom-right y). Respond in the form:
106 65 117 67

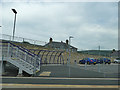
1 1 118 50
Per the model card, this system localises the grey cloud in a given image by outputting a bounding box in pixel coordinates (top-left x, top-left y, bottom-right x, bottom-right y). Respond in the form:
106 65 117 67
2 2 118 50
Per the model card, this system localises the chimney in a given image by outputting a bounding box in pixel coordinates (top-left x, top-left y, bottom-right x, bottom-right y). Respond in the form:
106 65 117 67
49 37 53 43
66 39 68 45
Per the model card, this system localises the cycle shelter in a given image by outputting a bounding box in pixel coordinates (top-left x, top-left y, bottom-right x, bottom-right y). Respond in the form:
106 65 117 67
36 50 64 65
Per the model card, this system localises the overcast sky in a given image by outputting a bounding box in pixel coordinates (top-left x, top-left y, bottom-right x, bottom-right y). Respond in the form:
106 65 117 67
1 1 118 50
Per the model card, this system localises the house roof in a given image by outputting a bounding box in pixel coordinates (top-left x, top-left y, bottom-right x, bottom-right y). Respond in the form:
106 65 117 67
111 50 120 57
44 41 77 49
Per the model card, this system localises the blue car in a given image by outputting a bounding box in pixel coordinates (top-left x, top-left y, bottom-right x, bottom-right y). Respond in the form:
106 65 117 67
79 58 96 65
97 58 111 64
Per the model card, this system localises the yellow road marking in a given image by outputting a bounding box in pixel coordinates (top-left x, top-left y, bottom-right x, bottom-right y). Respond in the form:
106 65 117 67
1 84 119 88
39 72 51 76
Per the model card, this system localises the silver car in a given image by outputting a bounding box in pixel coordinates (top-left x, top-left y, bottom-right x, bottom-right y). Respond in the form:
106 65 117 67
114 58 120 63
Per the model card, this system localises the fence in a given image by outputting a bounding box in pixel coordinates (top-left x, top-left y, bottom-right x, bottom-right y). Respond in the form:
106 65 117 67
1 34 47 46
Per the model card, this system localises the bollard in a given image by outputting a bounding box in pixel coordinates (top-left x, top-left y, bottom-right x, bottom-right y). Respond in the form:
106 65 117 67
74 60 77 65
85 60 87 69
67 59 69 66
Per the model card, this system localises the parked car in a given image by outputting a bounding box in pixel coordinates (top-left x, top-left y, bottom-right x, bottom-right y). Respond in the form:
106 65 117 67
79 58 96 65
96 58 111 64
114 58 120 63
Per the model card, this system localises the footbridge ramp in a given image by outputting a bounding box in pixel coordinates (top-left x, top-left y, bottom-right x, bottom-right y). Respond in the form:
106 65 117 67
0 41 41 76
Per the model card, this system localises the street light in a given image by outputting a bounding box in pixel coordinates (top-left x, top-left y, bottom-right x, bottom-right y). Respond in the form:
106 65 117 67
98 45 101 72
68 36 74 77
98 45 100 56
12 9 17 41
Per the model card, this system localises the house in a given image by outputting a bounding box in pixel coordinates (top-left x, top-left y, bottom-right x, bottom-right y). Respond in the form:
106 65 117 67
44 38 77 52
111 50 120 58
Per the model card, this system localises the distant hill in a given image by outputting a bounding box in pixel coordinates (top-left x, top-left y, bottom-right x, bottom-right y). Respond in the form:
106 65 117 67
78 50 112 57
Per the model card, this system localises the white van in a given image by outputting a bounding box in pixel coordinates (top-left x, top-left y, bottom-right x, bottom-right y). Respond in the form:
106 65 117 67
114 58 120 63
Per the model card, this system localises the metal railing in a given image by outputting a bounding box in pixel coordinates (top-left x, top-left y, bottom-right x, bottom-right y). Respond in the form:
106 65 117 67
1 34 47 46
1 41 41 73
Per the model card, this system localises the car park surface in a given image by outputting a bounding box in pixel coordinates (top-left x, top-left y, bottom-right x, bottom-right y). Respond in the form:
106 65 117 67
78 63 119 75
3 63 119 78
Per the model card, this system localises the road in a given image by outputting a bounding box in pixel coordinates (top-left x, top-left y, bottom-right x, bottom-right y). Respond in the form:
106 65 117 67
1 63 120 89
1 77 119 88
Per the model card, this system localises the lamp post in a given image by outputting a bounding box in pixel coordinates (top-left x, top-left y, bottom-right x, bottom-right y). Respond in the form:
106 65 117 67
98 45 100 56
98 45 101 72
12 9 17 41
68 36 74 77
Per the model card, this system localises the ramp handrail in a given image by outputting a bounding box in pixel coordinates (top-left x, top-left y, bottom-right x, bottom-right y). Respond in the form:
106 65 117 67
1 41 38 57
